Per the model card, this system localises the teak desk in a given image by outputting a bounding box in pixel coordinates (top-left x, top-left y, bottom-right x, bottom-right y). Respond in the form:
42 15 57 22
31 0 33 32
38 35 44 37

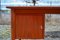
7 6 60 40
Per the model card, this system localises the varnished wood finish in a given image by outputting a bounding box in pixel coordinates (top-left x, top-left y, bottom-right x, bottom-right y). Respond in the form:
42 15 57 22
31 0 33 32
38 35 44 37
6 6 60 40
16 13 44 39
7 6 60 13
11 9 16 40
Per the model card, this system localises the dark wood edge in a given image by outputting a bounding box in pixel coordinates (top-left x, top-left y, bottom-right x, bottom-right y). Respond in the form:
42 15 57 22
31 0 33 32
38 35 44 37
6 6 60 9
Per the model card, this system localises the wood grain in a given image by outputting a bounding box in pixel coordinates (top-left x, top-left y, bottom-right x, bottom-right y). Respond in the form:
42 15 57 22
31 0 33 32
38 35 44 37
6 6 60 40
16 14 44 39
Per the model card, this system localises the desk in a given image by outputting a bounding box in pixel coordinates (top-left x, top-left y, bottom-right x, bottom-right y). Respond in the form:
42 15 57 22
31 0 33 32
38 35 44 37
7 6 60 40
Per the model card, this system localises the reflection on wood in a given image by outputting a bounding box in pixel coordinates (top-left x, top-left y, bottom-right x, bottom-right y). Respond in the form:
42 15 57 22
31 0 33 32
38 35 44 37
45 14 60 31
0 10 11 25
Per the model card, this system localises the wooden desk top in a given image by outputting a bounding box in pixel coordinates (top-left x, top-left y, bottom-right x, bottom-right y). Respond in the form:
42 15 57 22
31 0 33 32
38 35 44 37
6 6 60 13
6 6 60 9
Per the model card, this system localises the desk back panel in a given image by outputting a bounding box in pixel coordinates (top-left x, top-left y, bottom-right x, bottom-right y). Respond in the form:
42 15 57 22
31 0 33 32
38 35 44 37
15 13 44 39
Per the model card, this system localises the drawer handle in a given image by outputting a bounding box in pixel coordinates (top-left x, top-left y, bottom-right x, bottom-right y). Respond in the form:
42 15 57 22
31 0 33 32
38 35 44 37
41 25 43 29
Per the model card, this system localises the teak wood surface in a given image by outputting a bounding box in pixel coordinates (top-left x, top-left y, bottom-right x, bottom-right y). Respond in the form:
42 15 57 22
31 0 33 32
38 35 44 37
7 6 60 40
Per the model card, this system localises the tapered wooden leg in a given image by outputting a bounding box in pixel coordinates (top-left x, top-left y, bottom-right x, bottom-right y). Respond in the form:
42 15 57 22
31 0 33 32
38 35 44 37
20 39 21 40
